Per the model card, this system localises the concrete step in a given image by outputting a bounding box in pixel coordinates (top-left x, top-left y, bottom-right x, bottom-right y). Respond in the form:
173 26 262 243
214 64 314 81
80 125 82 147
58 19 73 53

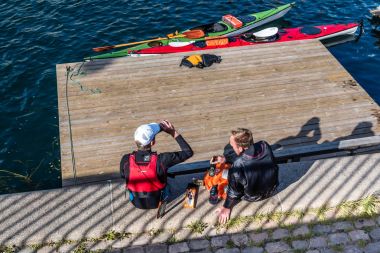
1 153 380 246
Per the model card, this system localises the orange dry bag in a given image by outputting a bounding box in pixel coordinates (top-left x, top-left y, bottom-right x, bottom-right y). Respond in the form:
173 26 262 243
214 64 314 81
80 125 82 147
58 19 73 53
203 162 231 200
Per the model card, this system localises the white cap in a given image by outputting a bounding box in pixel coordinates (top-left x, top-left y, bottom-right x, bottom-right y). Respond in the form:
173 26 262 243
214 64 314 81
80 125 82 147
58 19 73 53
134 123 161 146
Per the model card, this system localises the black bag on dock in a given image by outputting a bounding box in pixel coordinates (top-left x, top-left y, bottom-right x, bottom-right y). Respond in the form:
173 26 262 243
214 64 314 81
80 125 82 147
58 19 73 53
180 54 222 69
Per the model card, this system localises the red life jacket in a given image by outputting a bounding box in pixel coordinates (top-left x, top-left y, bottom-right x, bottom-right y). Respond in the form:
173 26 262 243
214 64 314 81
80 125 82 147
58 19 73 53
127 152 166 193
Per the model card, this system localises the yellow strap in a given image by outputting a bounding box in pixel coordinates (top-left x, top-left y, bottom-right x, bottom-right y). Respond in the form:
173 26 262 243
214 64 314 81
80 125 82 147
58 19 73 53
186 55 203 65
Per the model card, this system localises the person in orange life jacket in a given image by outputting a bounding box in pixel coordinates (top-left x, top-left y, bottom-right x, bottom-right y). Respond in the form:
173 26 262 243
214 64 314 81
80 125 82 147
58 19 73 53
215 128 279 224
120 120 193 209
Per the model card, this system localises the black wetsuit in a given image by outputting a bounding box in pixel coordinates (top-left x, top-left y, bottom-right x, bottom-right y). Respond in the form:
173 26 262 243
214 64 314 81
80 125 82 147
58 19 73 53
223 141 279 209
120 135 193 209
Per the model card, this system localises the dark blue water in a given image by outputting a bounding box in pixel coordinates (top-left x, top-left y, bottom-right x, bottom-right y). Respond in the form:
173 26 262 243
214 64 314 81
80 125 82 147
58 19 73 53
1 0 379 194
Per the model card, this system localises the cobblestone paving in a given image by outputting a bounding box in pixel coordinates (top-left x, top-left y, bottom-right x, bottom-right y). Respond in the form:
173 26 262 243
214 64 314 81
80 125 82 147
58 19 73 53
11 215 380 253
17 215 377 253
116 217 380 253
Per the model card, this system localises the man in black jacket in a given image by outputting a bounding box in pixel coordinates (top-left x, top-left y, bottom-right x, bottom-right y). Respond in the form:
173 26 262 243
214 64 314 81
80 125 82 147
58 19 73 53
216 128 279 224
120 120 193 209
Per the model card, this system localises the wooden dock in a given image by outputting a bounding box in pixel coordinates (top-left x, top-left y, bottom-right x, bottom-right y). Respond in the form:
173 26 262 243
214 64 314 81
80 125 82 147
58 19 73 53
56 40 380 186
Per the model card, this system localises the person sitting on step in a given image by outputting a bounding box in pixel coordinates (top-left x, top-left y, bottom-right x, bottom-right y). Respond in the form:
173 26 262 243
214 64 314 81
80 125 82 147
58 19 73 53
120 120 193 209
215 128 279 224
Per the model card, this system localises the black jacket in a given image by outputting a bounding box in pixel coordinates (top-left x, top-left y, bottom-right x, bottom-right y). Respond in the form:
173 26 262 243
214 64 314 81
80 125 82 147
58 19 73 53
223 141 279 209
120 135 193 209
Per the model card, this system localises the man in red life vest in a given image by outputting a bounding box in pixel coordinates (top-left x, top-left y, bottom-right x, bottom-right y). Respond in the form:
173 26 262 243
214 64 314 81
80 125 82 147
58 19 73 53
120 120 193 209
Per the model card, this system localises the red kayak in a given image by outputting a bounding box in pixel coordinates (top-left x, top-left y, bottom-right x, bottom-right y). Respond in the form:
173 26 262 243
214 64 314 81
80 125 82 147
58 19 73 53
130 23 359 55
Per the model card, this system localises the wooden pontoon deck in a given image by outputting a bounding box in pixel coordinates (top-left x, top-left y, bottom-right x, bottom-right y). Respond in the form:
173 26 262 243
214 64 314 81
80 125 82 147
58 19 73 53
56 40 380 186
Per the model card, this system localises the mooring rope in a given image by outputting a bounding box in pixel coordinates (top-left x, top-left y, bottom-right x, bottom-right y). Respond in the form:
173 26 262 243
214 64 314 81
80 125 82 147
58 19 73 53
65 65 78 184
63 62 103 184
69 62 102 94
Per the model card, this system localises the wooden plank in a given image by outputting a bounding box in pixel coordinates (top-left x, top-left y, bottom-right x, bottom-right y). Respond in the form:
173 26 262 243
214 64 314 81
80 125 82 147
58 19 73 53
60 57 336 87
59 78 364 114
60 71 355 104
58 102 377 147
58 91 367 132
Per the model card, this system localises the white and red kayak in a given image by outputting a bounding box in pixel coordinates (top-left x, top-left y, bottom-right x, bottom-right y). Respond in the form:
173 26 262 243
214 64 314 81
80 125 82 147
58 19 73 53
130 23 360 55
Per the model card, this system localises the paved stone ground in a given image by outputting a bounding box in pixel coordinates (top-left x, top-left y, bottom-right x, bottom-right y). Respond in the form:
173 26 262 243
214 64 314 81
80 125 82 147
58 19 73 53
120 216 380 253
11 214 380 253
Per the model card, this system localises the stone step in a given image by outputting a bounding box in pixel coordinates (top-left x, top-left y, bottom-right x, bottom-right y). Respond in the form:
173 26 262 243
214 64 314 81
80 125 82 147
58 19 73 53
0 153 380 247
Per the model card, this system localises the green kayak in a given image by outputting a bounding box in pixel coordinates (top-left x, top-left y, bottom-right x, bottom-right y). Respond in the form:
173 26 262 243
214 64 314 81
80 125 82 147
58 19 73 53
85 2 294 61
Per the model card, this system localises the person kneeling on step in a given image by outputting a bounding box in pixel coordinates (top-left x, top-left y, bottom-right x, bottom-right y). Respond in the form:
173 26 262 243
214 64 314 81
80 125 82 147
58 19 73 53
120 120 193 209
215 128 279 224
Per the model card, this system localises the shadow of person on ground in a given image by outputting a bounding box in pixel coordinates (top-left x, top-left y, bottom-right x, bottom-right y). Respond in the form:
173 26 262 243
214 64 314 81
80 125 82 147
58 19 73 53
272 117 322 150
269 117 322 193
327 121 377 158
333 121 375 142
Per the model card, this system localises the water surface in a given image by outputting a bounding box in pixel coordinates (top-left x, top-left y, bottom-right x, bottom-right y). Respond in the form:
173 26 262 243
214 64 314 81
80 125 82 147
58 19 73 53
0 0 379 194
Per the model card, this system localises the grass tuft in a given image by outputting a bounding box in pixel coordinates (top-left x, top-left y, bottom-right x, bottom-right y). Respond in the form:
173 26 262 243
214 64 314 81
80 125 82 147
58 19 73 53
294 210 307 220
167 236 177 244
225 216 248 229
30 243 44 250
337 195 380 218
267 211 284 223
73 243 87 253
316 204 330 221
99 230 131 241
0 245 16 253
359 195 380 216
148 228 162 237
187 220 208 234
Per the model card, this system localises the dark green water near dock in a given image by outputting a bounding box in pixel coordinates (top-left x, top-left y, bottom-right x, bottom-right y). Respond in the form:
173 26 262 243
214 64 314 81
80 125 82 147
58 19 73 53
1 0 380 194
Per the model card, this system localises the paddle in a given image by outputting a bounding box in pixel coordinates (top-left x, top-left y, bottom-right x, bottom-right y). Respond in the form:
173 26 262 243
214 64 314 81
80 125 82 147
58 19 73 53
92 30 205 52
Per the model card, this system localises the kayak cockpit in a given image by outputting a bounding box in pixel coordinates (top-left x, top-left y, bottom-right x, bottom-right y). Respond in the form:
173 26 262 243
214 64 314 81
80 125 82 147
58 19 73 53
189 22 229 33
240 27 280 42
147 41 163 48
240 33 279 43
189 15 256 34
237 15 256 23
299 26 322 35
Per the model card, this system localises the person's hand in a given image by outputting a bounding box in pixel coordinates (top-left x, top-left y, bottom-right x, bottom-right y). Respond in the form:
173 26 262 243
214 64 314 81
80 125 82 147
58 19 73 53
216 155 226 164
215 206 231 224
159 120 179 138
210 155 226 164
